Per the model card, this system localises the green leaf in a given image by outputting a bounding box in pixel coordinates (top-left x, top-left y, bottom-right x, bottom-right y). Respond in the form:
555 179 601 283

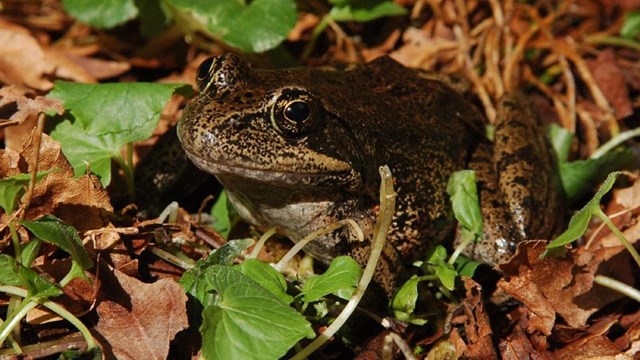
62 0 139 29
621 10 640 39
329 0 406 22
0 254 63 299
20 215 93 271
426 246 456 291
559 148 634 201
390 276 427 325
446 170 483 241
453 256 481 278
167 0 297 53
49 81 191 185
136 0 169 37
199 265 314 360
548 123 573 164
300 256 362 303
544 172 621 255
548 124 636 201
210 190 239 239
20 239 41 267
238 259 292 304
0 172 50 214
179 238 254 296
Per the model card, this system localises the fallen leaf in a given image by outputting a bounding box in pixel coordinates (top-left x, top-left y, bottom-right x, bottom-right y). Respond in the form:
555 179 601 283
0 132 113 232
449 278 497 358
1 85 64 150
499 241 631 332
95 264 188 360
586 49 633 119
0 23 54 90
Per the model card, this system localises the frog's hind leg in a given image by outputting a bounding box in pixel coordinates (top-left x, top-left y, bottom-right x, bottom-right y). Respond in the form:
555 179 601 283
464 93 562 266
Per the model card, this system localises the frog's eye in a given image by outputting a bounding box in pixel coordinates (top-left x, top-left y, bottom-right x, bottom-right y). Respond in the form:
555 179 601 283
195 57 215 92
271 90 318 137
284 101 311 123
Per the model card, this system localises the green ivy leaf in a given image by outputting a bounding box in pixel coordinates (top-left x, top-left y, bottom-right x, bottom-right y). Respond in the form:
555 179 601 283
446 170 483 242
0 254 63 299
210 190 239 239
329 0 406 22
62 0 139 29
0 172 50 214
179 238 254 297
49 82 191 185
167 0 297 53
20 215 93 271
300 256 362 303
621 10 640 39
390 275 426 325
426 246 456 291
238 259 292 304
199 265 314 360
543 172 621 255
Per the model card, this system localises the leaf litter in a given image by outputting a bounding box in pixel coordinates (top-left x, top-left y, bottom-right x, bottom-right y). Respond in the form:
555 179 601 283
0 0 640 358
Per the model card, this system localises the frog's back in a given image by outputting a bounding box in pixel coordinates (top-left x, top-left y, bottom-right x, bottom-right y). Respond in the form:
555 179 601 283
340 57 483 258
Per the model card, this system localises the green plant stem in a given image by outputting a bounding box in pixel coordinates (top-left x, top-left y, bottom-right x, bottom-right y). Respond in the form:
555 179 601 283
115 153 135 199
300 15 331 61
585 35 640 52
594 208 640 269
291 166 396 360
590 127 640 159
0 298 34 347
8 221 21 264
594 275 640 302
248 227 277 259
0 286 98 350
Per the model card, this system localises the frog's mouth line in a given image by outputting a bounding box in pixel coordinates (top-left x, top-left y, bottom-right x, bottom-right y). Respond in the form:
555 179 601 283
185 152 361 188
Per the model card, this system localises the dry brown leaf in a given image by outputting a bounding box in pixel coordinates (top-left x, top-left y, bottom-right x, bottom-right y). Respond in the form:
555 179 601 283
586 49 633 119
1 85 64 149
554 334 621 359
94 265 188 360
0 23 54 90
0 132 113 232
499 241 631 332
449 278 497 358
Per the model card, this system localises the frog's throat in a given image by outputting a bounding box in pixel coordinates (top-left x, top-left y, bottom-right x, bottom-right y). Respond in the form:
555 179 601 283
184 151 362 189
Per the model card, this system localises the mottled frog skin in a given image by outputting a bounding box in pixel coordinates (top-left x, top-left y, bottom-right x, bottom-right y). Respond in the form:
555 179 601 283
177 53 560 292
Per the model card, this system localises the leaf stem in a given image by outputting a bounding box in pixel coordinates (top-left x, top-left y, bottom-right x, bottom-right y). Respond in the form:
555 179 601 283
594 208 640 269
593 275 640 302
8 221 21 265
114 153 135 199
0 286 98 350
300 15 331 61
291 166 396 360
590 127 640 159
0 298 34 347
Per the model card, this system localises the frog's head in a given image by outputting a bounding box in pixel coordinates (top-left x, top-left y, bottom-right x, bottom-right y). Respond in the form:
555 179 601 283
177 53 365 195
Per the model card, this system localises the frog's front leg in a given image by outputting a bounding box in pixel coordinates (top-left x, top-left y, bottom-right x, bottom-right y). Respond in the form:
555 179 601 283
465 93 562 266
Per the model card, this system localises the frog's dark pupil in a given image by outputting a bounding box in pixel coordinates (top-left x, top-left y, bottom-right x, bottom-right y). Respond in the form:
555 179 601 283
197 57 214 81
284 101 311 123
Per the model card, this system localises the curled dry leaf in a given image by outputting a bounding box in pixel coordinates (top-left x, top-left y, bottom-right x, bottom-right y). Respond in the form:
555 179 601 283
448 278 497 359
0 132 113 232
94 264 188 360
1 85 64 149
499 241 633 332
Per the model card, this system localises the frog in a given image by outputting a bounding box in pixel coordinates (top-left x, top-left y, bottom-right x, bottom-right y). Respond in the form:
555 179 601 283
177 53 561 294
